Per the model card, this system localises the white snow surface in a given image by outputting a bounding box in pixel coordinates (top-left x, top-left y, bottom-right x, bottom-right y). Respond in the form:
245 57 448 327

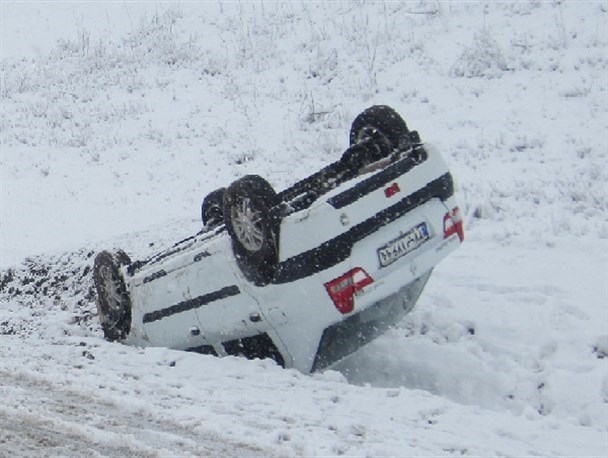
1 1 607 456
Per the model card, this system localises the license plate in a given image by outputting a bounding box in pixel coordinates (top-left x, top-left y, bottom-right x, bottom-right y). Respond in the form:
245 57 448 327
377 222 430 268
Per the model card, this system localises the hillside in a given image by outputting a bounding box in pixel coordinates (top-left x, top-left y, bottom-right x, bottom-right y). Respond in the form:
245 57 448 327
1 2 607 456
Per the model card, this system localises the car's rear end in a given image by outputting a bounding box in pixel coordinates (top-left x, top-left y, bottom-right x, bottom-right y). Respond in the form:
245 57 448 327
258 143 463 373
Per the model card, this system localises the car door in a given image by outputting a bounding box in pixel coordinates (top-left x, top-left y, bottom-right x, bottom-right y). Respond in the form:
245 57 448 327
137 235 268 351
191 240 270 348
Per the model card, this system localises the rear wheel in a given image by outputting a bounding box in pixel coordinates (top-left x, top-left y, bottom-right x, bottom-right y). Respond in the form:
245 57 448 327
349 105 410 155
223 175 280 286
93 250 132 341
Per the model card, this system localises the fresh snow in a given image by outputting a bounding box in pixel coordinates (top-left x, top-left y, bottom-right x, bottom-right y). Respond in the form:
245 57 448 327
1 1 607 456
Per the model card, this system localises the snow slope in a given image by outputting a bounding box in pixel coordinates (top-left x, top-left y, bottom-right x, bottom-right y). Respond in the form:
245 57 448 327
1 1 607 456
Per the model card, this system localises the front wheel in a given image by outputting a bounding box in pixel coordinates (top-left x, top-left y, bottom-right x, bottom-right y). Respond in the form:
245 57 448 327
93 250 132 341
223 175 281 286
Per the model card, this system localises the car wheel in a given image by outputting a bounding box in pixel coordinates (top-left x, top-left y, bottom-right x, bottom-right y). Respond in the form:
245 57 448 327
349 105 410 154
201 187 226 228
223 175 280 286
93 250 132 341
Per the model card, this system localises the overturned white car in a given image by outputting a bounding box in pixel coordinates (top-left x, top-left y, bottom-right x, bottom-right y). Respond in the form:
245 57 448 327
93 105 464 373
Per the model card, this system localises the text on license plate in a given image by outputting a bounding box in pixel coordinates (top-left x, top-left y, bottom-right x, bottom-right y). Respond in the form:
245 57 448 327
377 222 430 267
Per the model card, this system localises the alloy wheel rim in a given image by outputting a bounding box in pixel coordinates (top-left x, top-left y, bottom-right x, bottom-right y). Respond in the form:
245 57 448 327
232 197 264 252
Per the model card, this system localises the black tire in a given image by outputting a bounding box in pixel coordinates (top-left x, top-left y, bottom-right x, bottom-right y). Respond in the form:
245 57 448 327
201 187 226 228
93 250 132 341
349 105 410 153
341 141 381 171
223 175 280 286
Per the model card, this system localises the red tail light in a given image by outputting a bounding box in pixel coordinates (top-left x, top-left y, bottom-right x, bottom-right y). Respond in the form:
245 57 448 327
325 268 374 314
444 207 464 242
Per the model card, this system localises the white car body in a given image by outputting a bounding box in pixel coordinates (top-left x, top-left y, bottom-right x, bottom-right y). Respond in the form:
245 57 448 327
118 139 463 373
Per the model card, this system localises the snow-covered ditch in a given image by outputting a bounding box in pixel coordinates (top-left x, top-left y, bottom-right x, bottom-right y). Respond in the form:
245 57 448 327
1 1 607 456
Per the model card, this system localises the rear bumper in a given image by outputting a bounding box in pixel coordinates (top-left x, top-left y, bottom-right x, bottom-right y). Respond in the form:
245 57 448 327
312 271 431 372
309 217 462 372
273 172 454 284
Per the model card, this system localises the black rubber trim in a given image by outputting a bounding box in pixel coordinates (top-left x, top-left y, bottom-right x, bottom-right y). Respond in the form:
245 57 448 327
326 148 428 210
272 173 453 285
143 285 240 324
143 269 167 284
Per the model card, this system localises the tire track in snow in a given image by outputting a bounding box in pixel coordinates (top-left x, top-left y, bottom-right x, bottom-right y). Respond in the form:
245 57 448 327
0 370 266 457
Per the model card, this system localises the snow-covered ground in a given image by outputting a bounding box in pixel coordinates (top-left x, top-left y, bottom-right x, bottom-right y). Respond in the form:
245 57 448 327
1 1 607 456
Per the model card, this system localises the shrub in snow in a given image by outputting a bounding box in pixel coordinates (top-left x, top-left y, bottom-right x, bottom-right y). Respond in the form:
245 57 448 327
450 31 508 79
